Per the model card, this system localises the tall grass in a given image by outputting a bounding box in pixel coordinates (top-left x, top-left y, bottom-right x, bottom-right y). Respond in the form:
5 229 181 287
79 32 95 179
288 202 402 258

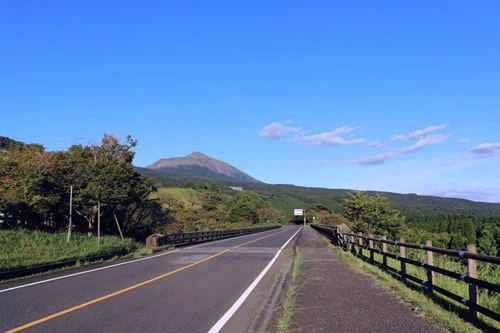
0 229 139 270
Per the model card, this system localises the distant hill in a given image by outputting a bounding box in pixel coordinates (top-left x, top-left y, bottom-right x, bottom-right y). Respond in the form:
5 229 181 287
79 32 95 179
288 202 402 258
0 136 22 151
145 152 261 184
138 160 500 219
243 183 500 218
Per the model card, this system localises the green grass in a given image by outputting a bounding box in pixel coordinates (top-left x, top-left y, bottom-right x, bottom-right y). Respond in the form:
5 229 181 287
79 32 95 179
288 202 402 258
0 229 139 270
336 242 500 332
278 247 303 332
151 187 200 209
356 245 500 324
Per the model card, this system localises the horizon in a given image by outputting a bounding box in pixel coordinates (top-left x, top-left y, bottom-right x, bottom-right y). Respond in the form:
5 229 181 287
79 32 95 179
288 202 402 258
1 2 499 203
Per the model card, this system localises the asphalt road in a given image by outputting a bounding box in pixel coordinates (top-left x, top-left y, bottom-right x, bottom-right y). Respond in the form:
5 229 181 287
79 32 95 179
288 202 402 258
1 225 301 333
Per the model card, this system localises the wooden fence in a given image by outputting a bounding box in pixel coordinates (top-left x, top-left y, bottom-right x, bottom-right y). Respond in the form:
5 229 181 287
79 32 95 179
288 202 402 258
310 224 500 323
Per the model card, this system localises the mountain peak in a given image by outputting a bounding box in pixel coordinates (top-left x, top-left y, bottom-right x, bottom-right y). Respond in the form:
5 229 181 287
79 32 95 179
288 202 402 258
146 152 261 183
188 151 207 158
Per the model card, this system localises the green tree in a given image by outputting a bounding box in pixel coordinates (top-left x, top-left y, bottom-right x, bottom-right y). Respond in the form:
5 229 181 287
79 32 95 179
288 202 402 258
477 224 499 256
343 191 404 238
229 191 270 223
257 207 283 224
0 144 62 229
0 134 162 240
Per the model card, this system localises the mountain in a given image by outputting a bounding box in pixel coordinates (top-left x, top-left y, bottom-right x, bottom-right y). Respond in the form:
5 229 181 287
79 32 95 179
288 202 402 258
145 152 261 183
139 152 500 217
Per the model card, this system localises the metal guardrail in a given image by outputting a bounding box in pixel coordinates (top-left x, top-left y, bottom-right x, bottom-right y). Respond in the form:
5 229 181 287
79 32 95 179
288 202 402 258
0 226 282 281
0 249 130 281
311 223 500 324
146 225 281 247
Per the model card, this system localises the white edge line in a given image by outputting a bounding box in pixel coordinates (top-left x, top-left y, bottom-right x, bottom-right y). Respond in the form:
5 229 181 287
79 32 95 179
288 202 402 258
0 250 181 294
0 227 282 294
207 226 302 333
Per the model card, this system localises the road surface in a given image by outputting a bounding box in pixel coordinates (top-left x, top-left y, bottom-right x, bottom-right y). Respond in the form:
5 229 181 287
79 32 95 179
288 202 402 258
1 226 301 333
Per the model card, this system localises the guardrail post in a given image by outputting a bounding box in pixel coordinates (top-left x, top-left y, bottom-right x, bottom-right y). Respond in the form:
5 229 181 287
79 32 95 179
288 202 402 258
382 236 387 268
368 234 374 263
350 234 356 253
467 244 478 321
426 240 434 294
400 237 406 281
358 232 363 256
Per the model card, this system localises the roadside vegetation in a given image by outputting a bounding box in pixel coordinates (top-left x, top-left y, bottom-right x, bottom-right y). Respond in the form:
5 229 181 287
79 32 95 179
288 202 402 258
310 191 499 332
278 247 303 332
0 229 139 270
150 185 284 233
330 244 497 332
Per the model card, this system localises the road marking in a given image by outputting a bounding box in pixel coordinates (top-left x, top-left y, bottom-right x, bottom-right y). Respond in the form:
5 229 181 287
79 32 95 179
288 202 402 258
0 228 278 294
207 226 302 333
5 227 289 333
0 250 181 294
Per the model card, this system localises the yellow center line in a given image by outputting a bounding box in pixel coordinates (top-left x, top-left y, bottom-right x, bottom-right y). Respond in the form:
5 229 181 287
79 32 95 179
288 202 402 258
6 228 288 333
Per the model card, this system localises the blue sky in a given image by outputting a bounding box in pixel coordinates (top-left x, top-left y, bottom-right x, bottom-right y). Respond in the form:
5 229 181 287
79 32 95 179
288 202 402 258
1 1 499 202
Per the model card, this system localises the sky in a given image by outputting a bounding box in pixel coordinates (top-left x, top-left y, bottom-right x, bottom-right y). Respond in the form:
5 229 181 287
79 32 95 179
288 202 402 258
1 1 499 202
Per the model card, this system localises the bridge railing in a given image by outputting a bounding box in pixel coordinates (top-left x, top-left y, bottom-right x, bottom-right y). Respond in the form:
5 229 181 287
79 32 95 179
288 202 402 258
310 223 500 324
146 225 281 248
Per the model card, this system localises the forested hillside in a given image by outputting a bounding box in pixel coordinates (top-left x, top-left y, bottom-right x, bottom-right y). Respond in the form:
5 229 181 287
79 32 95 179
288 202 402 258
139 174 500 218
0 136 22 152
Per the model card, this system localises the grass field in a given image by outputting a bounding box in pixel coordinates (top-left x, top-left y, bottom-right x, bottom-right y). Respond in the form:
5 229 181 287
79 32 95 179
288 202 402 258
0 229 139 271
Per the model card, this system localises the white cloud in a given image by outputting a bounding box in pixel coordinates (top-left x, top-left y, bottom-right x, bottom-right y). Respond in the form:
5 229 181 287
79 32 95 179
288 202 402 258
351 153 394 165
391 134 406 142
295 127 365 146
369 141 387 149
429 187 500 203
259 121 301 139
456 138 471 144
469 143 500 157
262 121 450 166
353 126 449 165
260 122 365 146
408 124 446 139
392 124 447 141
399 134 449 153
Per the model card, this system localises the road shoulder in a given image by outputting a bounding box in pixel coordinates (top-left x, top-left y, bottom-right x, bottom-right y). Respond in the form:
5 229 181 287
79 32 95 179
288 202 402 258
276 226 447 333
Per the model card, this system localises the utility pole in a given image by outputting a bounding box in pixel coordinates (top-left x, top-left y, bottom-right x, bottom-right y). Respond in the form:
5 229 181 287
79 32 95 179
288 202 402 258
304 209 306 226
67 185 73 242
97 201 101 248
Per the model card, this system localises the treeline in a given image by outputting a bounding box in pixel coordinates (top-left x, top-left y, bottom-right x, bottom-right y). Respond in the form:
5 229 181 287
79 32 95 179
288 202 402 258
405 212 500 256
0 135 165 240
152 184 284 233
0 136 285 240
303 191 499 256
0 136 22 153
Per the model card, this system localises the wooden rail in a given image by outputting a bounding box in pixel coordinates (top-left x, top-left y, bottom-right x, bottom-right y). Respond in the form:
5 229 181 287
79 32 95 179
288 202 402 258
146 225 281 247
311 224 500 323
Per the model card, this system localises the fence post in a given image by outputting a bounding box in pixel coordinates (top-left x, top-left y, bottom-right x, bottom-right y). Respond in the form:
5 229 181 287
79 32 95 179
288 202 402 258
358 232 363 256
425 240 434 294
368 233 374 263
350 234 356 253
400 237 406 281
467 244 478 321
382 236 387 268
335 225 342 246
